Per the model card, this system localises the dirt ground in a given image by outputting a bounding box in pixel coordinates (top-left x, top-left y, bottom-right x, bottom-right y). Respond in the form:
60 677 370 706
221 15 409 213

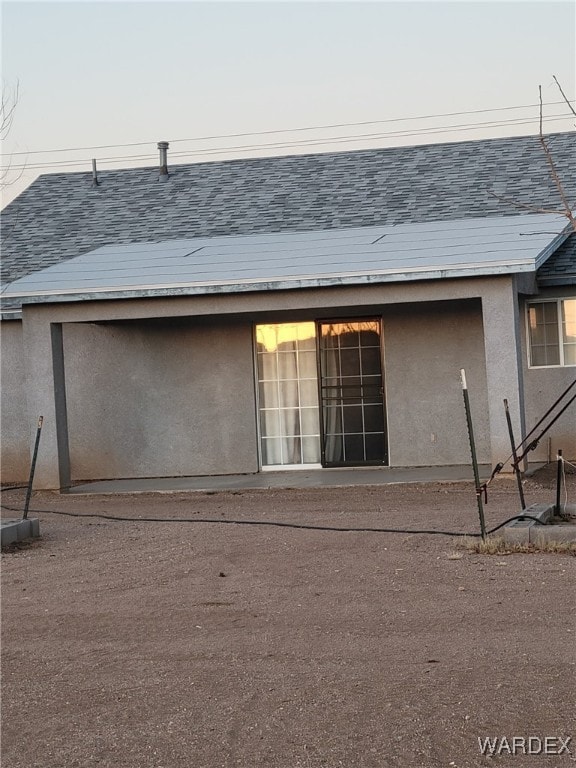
2 469 575 768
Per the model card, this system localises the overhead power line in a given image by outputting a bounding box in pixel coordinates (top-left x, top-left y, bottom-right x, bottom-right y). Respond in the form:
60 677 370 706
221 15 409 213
6 101 571 157
1 111 572 173
0 115 570 171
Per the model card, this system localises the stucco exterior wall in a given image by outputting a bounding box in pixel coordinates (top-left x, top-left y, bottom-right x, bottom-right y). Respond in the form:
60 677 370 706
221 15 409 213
0 321 30 482
18 275 525 488
62 301 489 478
520 290 576 462
61 303 490 478
384 300 490 466
63 319 259 481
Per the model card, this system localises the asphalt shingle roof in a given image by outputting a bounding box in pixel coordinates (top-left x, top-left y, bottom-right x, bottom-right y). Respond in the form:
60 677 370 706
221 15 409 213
1 132 575 299
536 231 576 285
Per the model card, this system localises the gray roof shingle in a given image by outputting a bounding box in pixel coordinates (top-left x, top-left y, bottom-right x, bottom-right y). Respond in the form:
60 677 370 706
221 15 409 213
2 132 575 298
536 232 576 285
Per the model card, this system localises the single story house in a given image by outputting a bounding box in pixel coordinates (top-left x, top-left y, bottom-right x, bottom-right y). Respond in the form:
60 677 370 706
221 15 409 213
1 132 575 490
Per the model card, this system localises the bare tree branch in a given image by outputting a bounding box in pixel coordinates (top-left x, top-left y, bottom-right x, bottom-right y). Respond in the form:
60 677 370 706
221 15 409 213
488 83 574 231
0 152 26 189
553 74 576 118
1 81 20 141
539 85 543 136
0 81 28 193
538 83 576 232
487 190 565 216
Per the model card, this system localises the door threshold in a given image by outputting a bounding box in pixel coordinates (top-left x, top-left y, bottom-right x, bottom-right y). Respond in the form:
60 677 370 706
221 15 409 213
262 464 322 472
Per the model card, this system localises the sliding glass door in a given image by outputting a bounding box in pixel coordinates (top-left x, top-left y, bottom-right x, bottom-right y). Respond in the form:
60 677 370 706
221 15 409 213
318 320 387 466
255 319 387 469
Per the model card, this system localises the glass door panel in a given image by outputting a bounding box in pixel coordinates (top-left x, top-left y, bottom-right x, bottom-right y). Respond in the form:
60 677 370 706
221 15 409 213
318 320 387 466
256 323 321 468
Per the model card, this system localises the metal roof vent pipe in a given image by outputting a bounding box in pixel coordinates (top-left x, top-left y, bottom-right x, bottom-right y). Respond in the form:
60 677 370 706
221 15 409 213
91 158 100 186
158 141 169 181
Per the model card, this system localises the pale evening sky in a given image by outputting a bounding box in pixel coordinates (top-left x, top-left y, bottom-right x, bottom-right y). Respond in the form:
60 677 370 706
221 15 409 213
1 0 575 208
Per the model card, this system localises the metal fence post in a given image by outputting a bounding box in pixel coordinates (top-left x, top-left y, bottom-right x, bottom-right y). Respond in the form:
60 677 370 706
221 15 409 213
23 416 44 520
461 370 487 540
556 449 563 517
504 398 526 511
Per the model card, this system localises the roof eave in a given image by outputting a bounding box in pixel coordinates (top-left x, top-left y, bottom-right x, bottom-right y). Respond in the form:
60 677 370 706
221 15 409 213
14 262 537 306
536 275 576 287
534 226 573 270
0 308 23 321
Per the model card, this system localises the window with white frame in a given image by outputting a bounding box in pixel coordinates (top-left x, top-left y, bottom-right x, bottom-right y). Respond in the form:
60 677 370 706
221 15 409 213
527 298 576 367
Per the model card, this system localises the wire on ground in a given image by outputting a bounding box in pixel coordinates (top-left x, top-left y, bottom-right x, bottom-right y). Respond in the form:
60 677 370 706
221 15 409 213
0 498 544 539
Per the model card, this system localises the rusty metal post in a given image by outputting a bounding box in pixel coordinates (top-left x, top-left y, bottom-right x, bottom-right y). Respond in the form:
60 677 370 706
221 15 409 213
23 416 43 520
504 398 526 511
556 449 563 516
461 370 486 540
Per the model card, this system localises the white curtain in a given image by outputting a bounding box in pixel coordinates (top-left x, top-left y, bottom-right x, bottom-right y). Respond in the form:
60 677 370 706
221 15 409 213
257 323 319 466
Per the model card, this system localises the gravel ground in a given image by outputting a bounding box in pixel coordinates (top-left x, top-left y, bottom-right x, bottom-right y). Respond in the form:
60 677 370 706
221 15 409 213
1 470 575 768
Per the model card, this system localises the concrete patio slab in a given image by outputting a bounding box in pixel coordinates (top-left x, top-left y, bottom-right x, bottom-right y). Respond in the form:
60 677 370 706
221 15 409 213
68 464 491 496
